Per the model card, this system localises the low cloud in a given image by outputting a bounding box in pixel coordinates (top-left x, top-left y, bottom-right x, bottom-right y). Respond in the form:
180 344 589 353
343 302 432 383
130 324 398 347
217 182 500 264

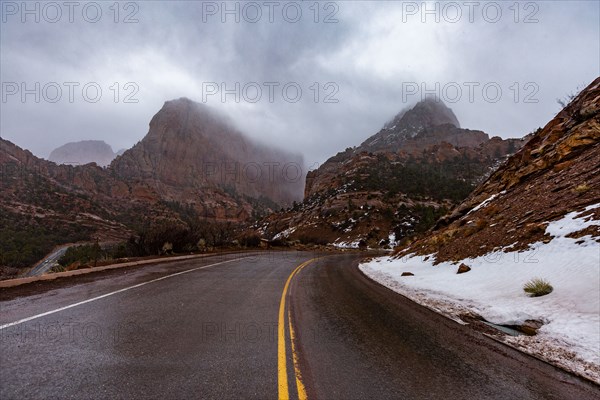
1 1 598 166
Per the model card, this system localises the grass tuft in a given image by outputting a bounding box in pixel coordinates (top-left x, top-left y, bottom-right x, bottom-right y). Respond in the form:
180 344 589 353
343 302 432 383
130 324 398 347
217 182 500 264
523 278 553 297
574 184 590 194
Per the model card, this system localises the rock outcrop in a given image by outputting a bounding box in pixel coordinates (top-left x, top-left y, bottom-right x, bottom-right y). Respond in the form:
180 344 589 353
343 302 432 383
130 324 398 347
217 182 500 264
305 98 523 198
1 98 304 271
457 263 471 274
259 99 528 248
49 140 119 167
398 77 600 262
112 98 304 219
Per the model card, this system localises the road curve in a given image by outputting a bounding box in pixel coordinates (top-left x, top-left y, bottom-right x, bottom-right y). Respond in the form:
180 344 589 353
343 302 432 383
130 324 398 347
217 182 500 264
290 254 600 400
1 251 312 399
1 251 598 399
26 247 69 277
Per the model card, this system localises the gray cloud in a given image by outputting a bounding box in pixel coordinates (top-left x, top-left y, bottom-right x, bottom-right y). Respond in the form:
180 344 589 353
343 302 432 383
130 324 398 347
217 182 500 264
1 1 598 167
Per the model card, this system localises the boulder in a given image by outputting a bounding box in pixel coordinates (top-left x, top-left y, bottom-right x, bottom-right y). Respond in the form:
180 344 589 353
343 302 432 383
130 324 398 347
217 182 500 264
457 263 471 274
520 319 544 336
401 272 414 276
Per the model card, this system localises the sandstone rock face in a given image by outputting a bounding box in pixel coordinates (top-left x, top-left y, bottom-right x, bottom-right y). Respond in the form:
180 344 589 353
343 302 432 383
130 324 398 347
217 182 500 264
1 98 305 271
1 137 136 243
399 77 600 263
368 98 461 150
305 99 525 199
49 140 118 167
2 99 305 234
520 320 544 336
112 98 304 219
261 99 527 248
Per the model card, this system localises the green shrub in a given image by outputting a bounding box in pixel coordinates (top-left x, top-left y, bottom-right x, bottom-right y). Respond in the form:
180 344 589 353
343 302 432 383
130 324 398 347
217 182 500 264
523 278 553 297
58 243 104 267
298 235 328 246
50 264 66 273
240 235 261 248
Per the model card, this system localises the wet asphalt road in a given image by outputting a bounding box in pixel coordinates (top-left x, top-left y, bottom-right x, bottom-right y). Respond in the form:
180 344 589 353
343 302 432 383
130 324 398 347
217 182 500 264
1 251 598 399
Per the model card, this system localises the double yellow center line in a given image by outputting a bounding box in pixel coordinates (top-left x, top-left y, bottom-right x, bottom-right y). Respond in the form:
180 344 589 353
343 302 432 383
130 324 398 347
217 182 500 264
278 258 316 400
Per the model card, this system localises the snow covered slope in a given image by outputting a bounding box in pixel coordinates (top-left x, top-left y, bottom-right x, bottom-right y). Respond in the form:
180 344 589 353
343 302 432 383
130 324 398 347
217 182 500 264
361 203 600 382
360 77 600 383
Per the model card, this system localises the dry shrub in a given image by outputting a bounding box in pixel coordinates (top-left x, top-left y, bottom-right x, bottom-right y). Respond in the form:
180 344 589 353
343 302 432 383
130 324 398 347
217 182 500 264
523 278 553 297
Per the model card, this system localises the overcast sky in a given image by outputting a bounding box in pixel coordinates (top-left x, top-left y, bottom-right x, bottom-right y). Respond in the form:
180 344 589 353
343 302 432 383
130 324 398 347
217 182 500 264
1 1 598 167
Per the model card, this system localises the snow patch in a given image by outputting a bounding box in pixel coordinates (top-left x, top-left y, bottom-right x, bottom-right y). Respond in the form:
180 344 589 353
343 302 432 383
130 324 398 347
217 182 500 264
468 191 506 215
545 203 600 237
360 204 600 383
332 239 361 249
272 226 297 240
388 232 398 247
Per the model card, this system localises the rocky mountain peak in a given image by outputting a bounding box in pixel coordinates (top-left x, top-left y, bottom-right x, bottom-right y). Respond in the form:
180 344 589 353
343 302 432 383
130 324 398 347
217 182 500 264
111 98 305 217
402 77 600 263
49 140 118 167
145 97 224 141
385 97 460 131
358 98 463 153
266 92 528 248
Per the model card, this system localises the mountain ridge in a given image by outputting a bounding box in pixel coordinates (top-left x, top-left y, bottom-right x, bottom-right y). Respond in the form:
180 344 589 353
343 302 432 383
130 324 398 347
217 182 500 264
0 98 305 274
258 98 528 248
49 140 119 168
111 97 304 218
399 77 600 262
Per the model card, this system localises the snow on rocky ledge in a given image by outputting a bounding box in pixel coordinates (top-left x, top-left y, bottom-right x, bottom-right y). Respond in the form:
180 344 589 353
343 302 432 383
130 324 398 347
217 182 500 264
360 203 600 383
272 227 297 240
332 239 361 249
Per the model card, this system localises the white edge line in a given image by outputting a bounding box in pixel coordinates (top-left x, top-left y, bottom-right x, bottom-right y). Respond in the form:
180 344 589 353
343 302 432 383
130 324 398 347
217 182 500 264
0 257 246 331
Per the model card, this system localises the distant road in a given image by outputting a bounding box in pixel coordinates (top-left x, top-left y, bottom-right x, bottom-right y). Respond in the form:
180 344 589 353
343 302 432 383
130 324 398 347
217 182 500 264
25 246 69 277
1 252 598 399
